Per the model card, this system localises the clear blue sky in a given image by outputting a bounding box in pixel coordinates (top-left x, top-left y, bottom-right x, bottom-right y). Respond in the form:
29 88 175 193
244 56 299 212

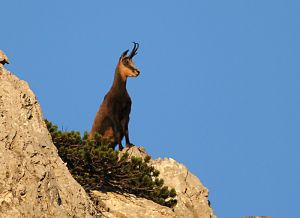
2 1 299 217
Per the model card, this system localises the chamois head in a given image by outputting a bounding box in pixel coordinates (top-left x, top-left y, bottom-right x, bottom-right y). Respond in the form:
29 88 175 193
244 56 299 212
117 42 140 78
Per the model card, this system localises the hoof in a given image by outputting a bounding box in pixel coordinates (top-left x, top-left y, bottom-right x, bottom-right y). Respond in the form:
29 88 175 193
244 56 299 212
118 145 124 151
126 143 134 148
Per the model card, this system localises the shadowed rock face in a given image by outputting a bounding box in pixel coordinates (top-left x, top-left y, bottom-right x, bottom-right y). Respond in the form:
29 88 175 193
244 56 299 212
0 67 97 217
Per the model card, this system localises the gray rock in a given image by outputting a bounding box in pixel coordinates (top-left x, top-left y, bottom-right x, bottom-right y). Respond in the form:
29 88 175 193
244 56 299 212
91 191 176 218
0 67 97 217
152 158 215 218
95 146 217 218
119 146 149 160
242 217 272 218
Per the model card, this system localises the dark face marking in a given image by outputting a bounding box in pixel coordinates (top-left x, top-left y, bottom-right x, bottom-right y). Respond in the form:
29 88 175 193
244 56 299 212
122 58 137 71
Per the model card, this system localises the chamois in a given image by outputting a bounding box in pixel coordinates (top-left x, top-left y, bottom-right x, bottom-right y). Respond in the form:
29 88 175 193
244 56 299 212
89 43 140 150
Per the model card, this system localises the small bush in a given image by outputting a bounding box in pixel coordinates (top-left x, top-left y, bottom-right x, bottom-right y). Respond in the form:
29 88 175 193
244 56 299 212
45 120 177 207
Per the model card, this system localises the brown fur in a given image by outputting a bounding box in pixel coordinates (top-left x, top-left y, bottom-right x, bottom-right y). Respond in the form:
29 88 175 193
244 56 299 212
89 43 140 150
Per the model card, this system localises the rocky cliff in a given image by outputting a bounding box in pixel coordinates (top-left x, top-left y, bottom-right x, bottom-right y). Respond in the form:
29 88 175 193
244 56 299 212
0 65 216 218
0 66 97 217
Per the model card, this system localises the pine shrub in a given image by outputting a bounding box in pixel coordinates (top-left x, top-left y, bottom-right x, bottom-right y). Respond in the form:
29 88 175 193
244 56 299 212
45 120 177 207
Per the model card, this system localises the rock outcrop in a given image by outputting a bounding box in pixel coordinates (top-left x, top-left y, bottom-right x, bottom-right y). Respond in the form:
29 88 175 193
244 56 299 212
0 64 216 218
92 147 216 218
0 66 97 217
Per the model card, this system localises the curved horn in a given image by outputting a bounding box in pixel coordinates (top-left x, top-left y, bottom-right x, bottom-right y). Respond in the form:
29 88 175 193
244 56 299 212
129 42 139 59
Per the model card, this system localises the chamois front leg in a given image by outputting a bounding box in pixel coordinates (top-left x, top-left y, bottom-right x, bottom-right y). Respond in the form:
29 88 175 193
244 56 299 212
111 117 124 150
121 100 134 148
121 115 133 148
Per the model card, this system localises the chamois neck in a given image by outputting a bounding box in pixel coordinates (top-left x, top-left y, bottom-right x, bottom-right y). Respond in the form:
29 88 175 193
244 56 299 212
111 68 127 92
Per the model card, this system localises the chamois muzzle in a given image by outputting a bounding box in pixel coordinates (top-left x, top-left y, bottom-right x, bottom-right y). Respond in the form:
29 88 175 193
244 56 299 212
133 69 140 76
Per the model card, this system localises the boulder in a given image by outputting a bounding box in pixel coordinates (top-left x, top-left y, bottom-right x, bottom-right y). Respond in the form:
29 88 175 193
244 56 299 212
92 146 216 218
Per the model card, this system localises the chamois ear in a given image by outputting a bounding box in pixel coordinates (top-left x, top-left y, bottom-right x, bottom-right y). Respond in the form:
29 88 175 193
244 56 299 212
120 49 129 60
